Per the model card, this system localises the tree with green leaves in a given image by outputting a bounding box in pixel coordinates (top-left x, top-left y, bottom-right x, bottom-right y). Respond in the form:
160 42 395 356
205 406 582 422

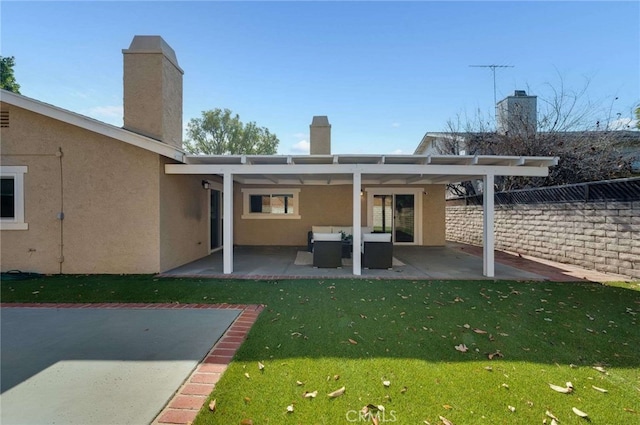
635 105 640 129
0 56 21 93
185 108 279 155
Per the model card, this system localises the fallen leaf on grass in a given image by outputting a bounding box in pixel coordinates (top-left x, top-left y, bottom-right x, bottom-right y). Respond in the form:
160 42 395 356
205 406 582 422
488 350 504 360
328 386 346 398
303 390 317 398
244 372 250 379
473 328 488 334
549 383 573 393
545 410 559 421
296 380 304 386
258 362 265 371
244 397 251 404
454 344 468 353
348 338 358 345
593 366 608 374
286 404 294 413
383 380 391 387
439 415 454 425
572 407 588 418
592 385 608 393
240 420 254 425
508 405 516 412
442 404 453 410
208 399 216 412
400 386 408 394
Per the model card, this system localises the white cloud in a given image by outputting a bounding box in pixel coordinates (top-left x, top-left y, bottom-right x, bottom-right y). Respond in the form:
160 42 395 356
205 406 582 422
389 149 405 155
290 139 310 154
391 122 401 128
607 117 637 130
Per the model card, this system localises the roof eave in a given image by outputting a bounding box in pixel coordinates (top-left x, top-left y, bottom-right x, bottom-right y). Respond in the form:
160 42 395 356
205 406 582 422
1 89 185 162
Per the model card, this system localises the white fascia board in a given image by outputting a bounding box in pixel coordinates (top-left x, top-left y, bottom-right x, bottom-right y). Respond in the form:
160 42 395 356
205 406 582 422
165 163 551 177
2 90 185 162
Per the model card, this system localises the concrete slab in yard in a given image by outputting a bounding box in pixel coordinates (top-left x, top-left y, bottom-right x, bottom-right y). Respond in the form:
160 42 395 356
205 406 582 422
0 307 240 425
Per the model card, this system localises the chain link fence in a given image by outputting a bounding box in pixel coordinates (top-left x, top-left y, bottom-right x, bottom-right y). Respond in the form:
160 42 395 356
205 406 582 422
447 177 640 205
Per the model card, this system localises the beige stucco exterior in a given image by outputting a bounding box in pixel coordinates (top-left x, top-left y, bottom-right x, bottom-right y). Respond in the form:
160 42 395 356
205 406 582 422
159 157 209 271
0 103 208 274
233 183 446 246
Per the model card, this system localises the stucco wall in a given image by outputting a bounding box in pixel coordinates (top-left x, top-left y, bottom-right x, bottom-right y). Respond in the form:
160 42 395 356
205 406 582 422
446 202 640 279
159 158 209 272
123 50 183 148
422 184 446 245
233 185 356 246
1 104 163 274
233 184 446 246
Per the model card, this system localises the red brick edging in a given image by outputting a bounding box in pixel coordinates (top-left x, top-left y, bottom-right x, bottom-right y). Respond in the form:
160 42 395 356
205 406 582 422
0 302 264 425
153 303 264 425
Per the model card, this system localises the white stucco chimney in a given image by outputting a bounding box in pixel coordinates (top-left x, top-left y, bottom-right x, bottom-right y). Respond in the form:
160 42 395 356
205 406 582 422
310 116 331 155
122 35 184 148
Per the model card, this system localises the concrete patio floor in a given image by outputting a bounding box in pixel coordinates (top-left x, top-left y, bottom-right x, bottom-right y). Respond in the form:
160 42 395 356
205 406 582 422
162 242 627 282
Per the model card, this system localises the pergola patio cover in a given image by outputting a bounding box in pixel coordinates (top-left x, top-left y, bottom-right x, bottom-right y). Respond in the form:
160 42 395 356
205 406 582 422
165 154 558 277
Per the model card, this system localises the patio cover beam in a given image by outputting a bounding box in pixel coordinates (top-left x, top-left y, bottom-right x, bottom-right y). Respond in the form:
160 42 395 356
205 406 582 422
165 163 551 178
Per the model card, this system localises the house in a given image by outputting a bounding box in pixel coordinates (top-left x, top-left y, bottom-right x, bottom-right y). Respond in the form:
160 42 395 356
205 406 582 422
415 91 640 169
1 35 556 277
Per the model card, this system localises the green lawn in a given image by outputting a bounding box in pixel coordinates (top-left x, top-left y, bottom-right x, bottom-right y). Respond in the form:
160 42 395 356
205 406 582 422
2 275 639 424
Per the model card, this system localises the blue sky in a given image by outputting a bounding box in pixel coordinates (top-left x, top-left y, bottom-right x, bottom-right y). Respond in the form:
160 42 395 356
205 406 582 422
2 1 638 155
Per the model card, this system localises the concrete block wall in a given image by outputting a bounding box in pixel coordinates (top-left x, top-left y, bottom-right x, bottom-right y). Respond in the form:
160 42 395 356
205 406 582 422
446 201 640 280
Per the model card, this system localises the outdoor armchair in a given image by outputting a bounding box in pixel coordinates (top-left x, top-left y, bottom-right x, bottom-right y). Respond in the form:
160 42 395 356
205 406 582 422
362 233 393 269
312 232 342 268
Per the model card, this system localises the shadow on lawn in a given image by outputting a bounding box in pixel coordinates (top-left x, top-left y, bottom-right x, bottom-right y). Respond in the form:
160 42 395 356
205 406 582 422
234 279 640 368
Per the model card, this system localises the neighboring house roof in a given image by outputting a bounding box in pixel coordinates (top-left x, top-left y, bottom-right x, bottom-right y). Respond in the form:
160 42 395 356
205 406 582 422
167 153 558 185
0 89 185 162
416 130 640 155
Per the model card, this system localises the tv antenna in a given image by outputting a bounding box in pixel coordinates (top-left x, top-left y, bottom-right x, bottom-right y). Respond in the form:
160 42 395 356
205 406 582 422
469 64 514 106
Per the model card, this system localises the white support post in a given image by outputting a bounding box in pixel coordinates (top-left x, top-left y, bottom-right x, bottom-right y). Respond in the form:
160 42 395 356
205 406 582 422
352 172 362 276
223 172 234 274
483 174 495 277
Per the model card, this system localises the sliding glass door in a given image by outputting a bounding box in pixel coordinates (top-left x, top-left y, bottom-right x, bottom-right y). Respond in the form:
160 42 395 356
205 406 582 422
371 192 417 244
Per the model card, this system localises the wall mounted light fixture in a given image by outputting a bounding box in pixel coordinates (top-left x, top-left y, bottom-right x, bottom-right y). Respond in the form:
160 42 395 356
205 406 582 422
202 180 210 190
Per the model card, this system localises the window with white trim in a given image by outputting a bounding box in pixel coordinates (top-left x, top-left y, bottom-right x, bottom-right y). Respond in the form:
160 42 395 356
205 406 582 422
0 166 28 230
241 188 301 219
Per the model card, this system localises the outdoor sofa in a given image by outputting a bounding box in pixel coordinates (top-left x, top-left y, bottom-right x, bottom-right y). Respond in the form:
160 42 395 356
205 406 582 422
307 225 374 252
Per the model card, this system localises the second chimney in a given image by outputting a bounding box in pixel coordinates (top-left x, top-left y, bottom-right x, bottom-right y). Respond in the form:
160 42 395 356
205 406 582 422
310 116 331 155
